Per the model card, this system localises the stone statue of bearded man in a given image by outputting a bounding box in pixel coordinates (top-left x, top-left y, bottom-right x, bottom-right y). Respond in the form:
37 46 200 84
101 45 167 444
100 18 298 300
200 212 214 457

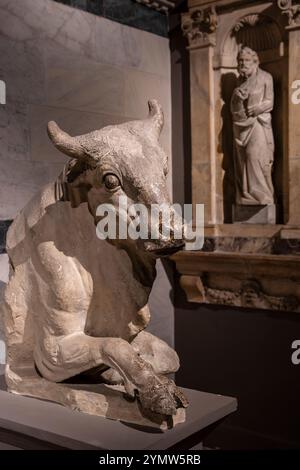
231 46 275 207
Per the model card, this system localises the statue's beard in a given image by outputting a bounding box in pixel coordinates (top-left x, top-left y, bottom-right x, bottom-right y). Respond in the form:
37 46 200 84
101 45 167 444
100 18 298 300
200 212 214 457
238 66 256 78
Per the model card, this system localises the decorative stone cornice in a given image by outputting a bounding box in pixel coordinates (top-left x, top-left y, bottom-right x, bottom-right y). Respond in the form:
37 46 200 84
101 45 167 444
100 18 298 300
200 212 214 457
135 0 176 14
277 0 300 30
181 6 218 49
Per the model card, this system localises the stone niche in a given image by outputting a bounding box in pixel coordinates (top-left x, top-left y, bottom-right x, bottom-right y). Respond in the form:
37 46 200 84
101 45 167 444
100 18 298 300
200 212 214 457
172 0 300 312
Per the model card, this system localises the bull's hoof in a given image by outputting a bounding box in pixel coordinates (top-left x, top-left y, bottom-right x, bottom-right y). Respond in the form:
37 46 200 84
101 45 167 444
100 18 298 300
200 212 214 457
137 374 189 416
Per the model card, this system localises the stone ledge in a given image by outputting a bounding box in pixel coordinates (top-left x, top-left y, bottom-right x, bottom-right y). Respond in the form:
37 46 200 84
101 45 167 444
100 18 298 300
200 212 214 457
172 251 300 312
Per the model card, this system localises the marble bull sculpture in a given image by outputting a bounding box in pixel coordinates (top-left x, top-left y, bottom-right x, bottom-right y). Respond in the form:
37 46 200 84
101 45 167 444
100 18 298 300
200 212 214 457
2 100 188 424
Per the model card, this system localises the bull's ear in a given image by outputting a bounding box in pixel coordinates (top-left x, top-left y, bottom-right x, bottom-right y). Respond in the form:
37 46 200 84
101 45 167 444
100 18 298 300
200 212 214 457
147 99 164 141
47 121 87 160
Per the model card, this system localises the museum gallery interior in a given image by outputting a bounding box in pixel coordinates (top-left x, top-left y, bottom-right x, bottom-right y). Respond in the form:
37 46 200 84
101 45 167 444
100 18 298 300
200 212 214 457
0 0 299 452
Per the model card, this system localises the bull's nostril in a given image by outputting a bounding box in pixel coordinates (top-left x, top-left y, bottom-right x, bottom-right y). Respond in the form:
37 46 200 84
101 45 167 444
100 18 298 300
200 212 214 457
145 240 185 257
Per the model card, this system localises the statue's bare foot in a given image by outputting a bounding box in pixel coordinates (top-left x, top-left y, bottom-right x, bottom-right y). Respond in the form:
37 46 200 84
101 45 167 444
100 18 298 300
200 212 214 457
137 374 189 416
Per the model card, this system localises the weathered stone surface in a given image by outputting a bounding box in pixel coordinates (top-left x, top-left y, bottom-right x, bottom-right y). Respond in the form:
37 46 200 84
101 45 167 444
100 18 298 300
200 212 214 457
182 276 300 311
53 0 169 37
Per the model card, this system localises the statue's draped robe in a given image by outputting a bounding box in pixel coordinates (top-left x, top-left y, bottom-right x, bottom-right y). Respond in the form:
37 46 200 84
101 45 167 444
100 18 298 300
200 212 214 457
231 68 275 205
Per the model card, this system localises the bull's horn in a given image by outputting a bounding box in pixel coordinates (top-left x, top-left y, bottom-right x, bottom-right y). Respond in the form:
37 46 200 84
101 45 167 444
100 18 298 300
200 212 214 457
47 121 86 159
147 99 164 140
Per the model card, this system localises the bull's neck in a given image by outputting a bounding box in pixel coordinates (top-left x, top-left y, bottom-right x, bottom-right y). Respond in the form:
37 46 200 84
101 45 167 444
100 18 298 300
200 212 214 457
51 178 157 290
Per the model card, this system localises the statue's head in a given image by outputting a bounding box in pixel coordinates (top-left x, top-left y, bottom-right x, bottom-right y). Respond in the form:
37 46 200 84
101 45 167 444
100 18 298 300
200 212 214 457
237 46 259 78
241 280 260 306
47 100 185 257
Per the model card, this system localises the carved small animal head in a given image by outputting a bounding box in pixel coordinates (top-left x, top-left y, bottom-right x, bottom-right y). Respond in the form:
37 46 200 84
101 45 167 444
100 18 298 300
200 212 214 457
47 100 184 257
237 46 259 78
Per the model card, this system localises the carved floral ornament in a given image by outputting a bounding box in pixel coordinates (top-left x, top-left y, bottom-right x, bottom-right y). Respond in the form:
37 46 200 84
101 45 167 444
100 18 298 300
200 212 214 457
134 0 176 13
277 0 300 27
231 14 283 52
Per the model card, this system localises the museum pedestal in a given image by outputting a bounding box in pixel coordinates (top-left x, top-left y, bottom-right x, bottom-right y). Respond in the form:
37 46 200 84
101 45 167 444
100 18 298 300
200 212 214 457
0 373 237 450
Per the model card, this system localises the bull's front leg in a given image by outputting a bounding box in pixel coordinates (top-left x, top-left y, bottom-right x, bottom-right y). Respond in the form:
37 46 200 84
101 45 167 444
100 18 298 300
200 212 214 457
32 242 186 415
35 332 187 416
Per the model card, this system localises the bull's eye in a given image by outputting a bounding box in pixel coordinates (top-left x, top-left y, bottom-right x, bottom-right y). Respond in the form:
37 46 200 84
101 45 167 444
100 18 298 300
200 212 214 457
103 173 120 191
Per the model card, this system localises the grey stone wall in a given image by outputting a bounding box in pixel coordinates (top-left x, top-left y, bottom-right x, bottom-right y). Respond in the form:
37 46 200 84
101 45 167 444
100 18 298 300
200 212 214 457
0 0 174 364
0 0 171 220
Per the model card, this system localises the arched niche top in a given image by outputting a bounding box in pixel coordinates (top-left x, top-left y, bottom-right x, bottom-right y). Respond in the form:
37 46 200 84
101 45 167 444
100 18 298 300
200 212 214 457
220 13 285 69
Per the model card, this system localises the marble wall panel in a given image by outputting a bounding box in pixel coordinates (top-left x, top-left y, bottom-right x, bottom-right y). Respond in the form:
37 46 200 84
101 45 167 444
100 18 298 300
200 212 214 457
124 70 171 118
0 0 98 61
94 14 143 69
94 14 170 76
45 46 125 115
189 47 215 225
0 221 11 254
288 29 300 225
138 31 171 79
0 0 169 70
30 105 128 163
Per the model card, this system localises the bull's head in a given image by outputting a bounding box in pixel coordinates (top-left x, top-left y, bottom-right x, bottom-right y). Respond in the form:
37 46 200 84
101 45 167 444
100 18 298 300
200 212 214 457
47 100 184 257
